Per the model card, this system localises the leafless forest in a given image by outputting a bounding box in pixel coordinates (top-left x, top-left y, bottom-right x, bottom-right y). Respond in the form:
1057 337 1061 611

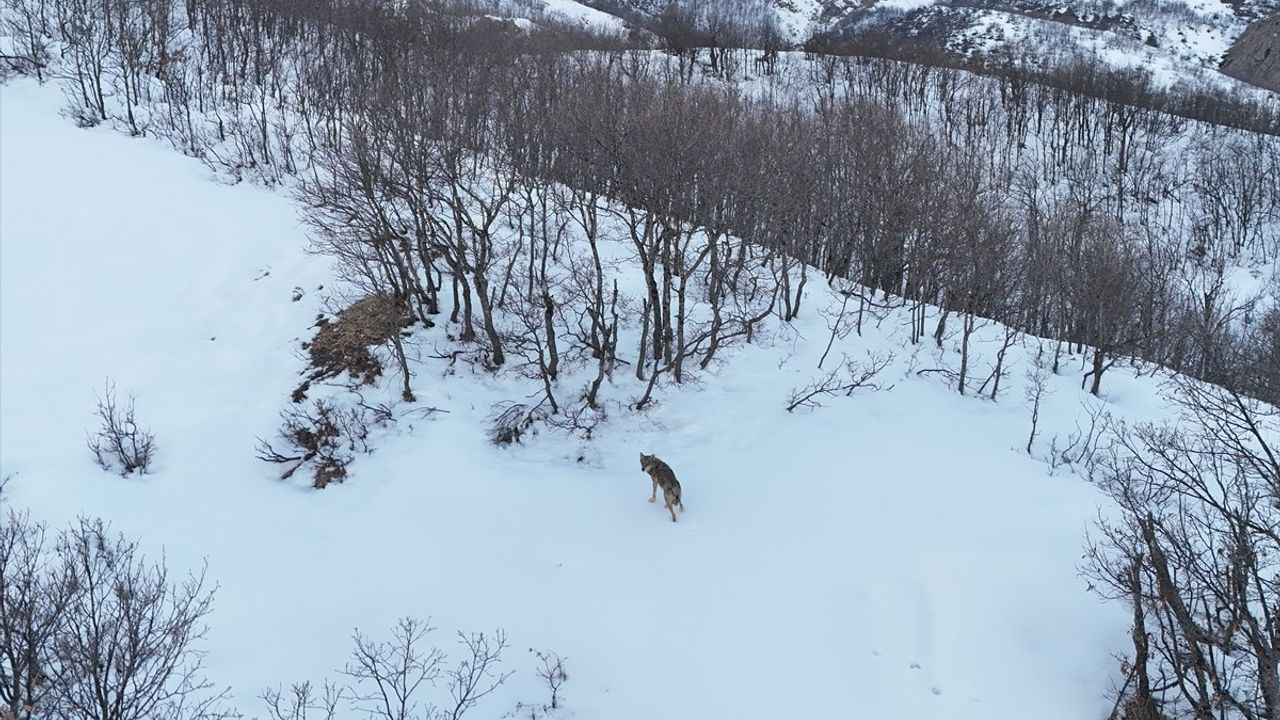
1 0 1278 716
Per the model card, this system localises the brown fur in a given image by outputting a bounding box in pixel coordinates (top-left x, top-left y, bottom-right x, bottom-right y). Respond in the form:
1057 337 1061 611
640 452 684 522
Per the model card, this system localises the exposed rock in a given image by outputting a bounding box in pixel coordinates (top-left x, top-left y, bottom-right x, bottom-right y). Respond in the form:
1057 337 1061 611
1220 13 1280 92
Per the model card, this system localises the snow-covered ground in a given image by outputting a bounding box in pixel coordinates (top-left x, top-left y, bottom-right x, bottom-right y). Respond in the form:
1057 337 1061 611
774 0 824 44
934 2 1276 94
541 0 629 34
762 0 1279 95
0 77 1168 718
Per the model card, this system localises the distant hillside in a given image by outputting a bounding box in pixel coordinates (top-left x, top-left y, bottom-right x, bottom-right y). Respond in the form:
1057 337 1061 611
1221 13 1280 91
574 0 1280 91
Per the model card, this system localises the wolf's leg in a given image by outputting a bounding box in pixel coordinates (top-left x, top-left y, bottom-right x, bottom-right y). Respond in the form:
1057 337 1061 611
649 477 657 502
666 498 678 522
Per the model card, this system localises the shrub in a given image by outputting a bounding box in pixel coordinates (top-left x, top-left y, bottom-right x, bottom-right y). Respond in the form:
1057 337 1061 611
489 402 548 446
256 398 392 488
86 380 156 476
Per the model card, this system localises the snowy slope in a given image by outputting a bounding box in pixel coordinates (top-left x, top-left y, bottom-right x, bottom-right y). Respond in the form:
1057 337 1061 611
818 0 1278 88
564 0 1278 91
775 0 825 42
541 0 630 33
0 77 1161 718
939 6 1271 90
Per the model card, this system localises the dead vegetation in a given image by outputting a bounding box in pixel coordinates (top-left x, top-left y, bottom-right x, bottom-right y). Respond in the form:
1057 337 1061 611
255 398 393 489
295 296 413 401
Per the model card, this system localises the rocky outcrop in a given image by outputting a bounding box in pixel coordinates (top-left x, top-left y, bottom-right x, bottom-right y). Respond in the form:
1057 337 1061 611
1220 13 1280 92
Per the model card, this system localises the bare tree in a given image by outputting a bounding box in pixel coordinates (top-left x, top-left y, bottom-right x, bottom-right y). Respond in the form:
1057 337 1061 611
442 630 511 720
3 513 229 720
1023 358 1053 454
1191 135 1279 263
530 650 567 710
261 681 344 720
786 352 894 412
56 0 113 124
1086 378 1279 720
0 511 69 719
50 517 230 720
1 0 51 80
269 617 514 720
1071 219 1149 396
344 618 445 720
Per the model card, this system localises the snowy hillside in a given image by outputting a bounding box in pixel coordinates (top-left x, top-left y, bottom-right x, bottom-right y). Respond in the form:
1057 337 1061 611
0 75 1181 718
540 0 631 33
568 0 1279 91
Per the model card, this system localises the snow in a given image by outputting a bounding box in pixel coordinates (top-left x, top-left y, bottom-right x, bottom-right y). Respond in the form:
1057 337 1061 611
0 76 1159 718
874 0 940 13
540 0 628 34
487 13 538 30
945 4 1276 96
1111 0 1237 19
773 0 824 44
959 9 1031 53
1166 23 1235 62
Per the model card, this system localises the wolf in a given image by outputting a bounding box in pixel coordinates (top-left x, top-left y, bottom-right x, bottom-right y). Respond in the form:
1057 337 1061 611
639 452 684 522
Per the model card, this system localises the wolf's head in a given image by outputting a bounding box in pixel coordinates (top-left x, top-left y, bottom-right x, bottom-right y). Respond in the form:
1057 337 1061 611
639 452 654 471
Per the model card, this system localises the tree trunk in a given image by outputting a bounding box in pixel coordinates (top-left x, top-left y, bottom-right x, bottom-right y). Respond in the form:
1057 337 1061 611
471 271 504 366
959 311 975 395
1090 348 1105 396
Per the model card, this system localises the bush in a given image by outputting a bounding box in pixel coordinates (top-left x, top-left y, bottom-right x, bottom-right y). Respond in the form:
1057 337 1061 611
86 380 156 476
256 398 392 488
489 402 548 446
